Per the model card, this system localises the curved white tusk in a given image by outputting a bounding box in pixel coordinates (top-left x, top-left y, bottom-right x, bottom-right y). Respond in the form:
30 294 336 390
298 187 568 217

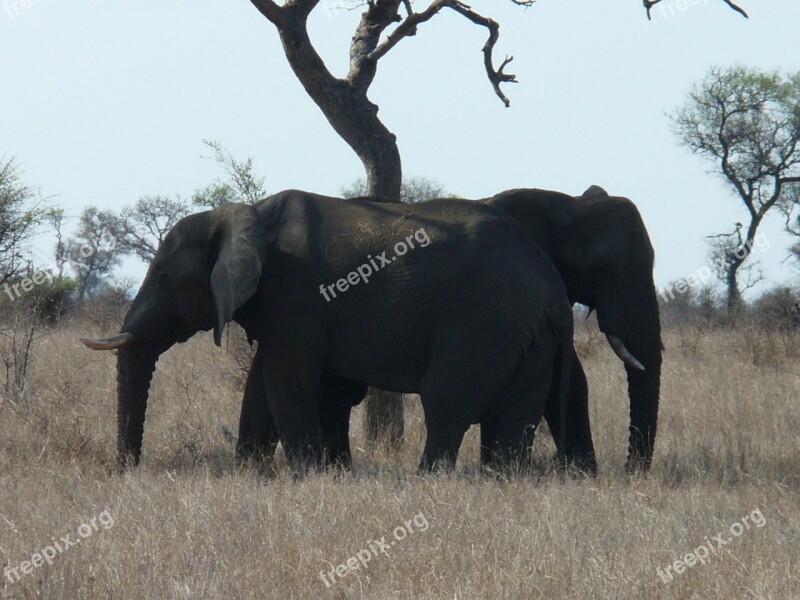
80 332 140 351
606 334 645 371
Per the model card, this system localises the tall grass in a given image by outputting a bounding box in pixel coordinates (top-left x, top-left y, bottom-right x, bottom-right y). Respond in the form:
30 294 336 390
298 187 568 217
0 321 798 598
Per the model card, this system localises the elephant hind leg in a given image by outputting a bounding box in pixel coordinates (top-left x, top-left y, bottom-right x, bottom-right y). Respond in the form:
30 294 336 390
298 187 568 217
542 352 597 476
417 333 520 473
319 377 367 470
480 349 553 475
416 359 484 472
320 396 353 470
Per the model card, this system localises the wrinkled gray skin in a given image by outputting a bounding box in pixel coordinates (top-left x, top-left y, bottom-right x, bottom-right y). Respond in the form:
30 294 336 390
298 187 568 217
485 186 663 473
83 190 573 473
233 185 661 475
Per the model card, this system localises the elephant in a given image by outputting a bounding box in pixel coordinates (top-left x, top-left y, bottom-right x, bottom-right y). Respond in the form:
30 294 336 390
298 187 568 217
227 185 662 475
484 185 663 472
82 190 574 473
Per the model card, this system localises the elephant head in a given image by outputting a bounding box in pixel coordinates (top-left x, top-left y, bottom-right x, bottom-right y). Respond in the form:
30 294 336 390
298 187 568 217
81 204 267 467
488 185 662 471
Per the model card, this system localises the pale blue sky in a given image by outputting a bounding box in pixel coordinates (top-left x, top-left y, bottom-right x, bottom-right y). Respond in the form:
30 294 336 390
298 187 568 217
2 1 799 292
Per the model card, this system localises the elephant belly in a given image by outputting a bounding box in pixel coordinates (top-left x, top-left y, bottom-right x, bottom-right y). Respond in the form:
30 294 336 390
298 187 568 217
326 319 430 394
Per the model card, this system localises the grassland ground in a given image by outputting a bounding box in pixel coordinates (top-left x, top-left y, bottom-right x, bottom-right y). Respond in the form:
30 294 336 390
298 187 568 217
0 321 798 599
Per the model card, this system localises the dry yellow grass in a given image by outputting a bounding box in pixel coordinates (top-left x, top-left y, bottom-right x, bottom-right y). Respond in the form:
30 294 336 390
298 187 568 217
1 321 798 599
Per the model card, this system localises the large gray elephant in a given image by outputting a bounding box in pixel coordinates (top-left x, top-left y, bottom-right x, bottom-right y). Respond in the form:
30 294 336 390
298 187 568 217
229 185 661 474
485 185 662 472
82 190 573 472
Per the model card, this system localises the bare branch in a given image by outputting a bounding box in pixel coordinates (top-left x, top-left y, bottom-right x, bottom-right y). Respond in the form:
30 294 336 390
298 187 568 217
721 0 748 18
643 0 748 20
367 0 517 106
448 2 518 107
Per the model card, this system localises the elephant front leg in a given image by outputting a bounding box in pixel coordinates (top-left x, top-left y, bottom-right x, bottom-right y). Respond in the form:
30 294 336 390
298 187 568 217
479 348 553 475
321 399 353 469
543 350 597 475
419 422 468 472
263 378 325 474
320 377 367 470
236 347 279 465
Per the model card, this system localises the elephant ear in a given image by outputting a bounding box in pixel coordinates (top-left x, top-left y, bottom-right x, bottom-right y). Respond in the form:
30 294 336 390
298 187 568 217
209 204 267 347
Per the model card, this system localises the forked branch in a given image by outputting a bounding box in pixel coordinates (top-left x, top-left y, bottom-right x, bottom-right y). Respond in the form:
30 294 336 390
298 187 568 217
368 0 518 106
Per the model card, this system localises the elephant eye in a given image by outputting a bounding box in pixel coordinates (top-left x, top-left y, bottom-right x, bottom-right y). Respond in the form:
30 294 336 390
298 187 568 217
157 271 169 289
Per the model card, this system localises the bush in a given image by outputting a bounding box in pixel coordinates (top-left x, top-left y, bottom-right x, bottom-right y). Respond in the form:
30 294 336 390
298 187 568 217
0 273 78 325
77 281 133 330
748 285 800 331
659 282 725 329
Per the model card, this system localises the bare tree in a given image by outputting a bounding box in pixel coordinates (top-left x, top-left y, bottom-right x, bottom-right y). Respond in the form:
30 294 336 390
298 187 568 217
671 66 800 321
46 208 69 279
66 207 121 301
117 196 193 262
248 0 526 443
247 0 752 439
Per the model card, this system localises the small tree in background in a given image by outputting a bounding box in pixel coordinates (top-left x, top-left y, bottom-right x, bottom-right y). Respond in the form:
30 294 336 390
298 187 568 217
0 157 47 286
671 66 800 322
66 207 120 301
749 285 800 331
192 140 267 209
116 195 193 262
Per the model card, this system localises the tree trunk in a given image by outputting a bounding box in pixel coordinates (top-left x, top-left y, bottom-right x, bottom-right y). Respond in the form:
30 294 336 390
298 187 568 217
362 159 405 446
725 263 741 325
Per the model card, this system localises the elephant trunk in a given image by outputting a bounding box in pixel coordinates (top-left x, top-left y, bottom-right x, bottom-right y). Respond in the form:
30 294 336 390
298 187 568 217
115 341 165 468
622 286 662 472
